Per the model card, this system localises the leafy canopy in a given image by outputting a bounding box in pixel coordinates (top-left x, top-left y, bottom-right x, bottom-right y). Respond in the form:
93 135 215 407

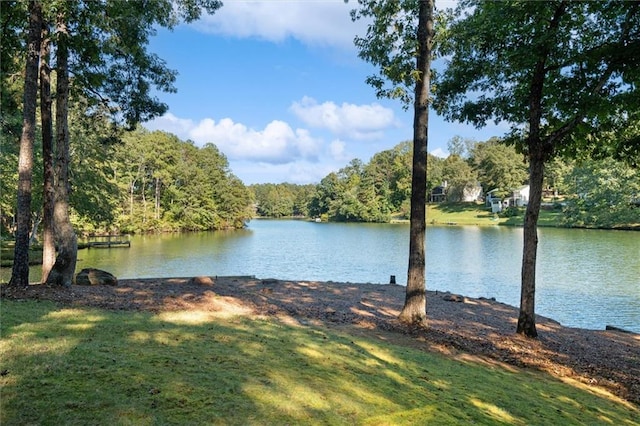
435 0 640 161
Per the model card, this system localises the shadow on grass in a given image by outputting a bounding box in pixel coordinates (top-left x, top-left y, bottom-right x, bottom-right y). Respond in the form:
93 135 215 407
1 298 638 425
430 202 485 214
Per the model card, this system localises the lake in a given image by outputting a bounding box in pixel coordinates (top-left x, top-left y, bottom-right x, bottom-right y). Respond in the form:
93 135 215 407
3 219 639 333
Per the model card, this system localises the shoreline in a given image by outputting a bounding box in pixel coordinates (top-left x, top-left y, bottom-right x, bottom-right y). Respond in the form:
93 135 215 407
1 274 637 335
2 275 638 405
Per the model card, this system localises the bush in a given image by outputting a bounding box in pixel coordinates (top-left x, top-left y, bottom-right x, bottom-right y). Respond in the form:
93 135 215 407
499 206 523 217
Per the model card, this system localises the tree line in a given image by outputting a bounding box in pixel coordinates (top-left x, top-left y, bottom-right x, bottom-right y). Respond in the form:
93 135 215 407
251 138 640 229
1 126 253 236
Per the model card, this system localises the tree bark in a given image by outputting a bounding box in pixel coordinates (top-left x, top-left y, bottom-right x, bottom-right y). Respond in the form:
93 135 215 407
46 12 77 287
40 23 55 283
516 1 567 338
9 1 42 287
155 176 161 220
399 0 433 327
517 154 544 337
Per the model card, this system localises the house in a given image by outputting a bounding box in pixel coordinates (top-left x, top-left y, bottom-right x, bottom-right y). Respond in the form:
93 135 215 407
431 182 482 203
486 189 504 213
486 185 530 212
429 186 447 203
461 183 483 202
490 199 503 213
510 185 530 207
485 189 501 207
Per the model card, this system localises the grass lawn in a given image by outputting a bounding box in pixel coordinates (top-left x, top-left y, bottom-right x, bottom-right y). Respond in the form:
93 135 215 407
1 299 637 425
0 243 43 268
425 203 561 227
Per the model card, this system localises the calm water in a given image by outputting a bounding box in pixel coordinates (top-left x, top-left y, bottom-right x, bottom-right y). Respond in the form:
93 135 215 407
4 219 639 332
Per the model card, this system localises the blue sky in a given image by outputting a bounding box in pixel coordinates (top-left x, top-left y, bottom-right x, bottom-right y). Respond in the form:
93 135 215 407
144 0 505 184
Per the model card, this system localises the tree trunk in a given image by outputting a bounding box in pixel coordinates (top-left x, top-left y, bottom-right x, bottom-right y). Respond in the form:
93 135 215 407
29 211 42 245
9 1 42 287
515 0 568 338
155 176 160 220
398 0 433 327
46 12 77 287
40 25 55 283
129 180 135 216
142 175 147 223
517 154 544 337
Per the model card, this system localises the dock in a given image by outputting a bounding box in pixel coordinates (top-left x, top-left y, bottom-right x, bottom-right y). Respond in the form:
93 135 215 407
85 235 131 249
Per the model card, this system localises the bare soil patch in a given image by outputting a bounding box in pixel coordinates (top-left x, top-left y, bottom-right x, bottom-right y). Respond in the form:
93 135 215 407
2 276 638 405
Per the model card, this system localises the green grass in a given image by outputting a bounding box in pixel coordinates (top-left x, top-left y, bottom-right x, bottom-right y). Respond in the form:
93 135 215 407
1 300 637 425
0 243 43 268
426 203 562 227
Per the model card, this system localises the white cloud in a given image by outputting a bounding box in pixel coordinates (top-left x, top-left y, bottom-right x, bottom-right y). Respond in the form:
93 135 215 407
144 112 194 138
328 139 348 162
194 1 366 50
192 118 321 163
290 96 396 140
146 114 322 164
430 147 449 158
285 162 336 184
232 160 333 185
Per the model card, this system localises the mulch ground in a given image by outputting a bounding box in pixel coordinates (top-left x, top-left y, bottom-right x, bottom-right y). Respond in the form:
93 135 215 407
2 276 638 406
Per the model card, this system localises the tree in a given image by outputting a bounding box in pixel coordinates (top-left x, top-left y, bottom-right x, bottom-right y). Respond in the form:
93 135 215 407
563 158 640 229
308 172 340 220
291 184 316 217
332 159 366 222
252 184 295 218
366 141 412 213
39 16 55 282
447 135 475 159
440 154 477 201
9 0 42 287
110 129 251 233
25 0 221 285
2 1 216 283
67 99 121 232
46 7 77 287
0 1 27 237
352 0 435 326
470 138 528 197
544 157 573 197
215 175 253 229
435 1 640 337
426 153 444 197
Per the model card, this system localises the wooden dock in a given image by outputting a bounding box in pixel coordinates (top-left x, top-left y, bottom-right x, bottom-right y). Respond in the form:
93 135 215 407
85 235 131 249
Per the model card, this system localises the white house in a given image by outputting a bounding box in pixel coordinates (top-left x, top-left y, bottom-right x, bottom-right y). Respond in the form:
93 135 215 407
511 185 530 207
486 185 530 211
485 189 501 207
462 183 483 202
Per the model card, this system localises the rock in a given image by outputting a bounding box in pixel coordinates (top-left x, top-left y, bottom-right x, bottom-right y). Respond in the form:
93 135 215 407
75 268 118 286
605 325 634 334
443 293 466 303
261 278 279 286
188 276 215 286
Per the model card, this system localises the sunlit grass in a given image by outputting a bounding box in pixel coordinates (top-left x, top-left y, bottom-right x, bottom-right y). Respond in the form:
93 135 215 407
1 300 637 425
427 202 506 226
426 203 562 227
